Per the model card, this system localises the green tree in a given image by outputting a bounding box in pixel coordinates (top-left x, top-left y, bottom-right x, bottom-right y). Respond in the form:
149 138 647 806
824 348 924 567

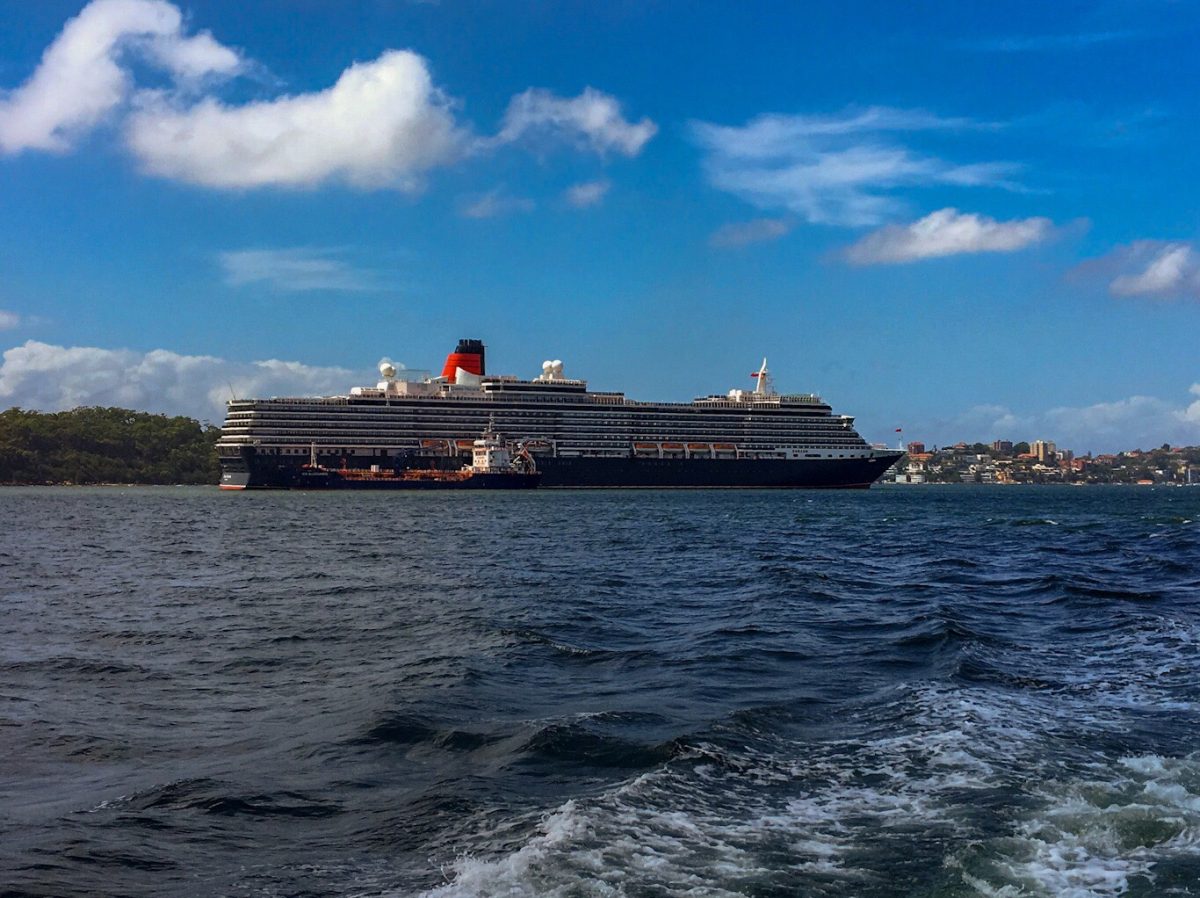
0 407 220 484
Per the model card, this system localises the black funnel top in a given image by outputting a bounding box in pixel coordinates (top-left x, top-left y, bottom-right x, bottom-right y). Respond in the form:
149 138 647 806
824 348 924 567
455 339 485 375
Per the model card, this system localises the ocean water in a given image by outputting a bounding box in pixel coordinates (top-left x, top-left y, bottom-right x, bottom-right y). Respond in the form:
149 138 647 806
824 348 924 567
2 485 1199 898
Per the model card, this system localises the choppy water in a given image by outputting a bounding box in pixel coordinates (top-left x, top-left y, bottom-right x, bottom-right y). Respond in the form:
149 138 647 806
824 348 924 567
2 485 1199 898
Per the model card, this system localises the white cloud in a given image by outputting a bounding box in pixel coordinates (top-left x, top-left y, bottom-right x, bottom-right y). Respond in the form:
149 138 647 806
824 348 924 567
3 4 655 195
922 388 1200 454
460 187 534 219
1183 384 1200 425
690 107 1017 227
1108 241 1199 298
0 340 360 422
709 217 792 248
1041 396 1187 450
0 0 240 154
843 207 1053 264
126 49 464 190
219 248 388 292
142 27 241 83
0 310 20 331
564 179 610 208
497 87 656 157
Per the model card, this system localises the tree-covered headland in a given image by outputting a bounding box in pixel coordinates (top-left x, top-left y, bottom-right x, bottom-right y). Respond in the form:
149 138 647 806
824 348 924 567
0 407 221 485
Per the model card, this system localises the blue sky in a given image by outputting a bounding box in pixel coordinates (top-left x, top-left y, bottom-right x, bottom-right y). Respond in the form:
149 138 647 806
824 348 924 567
1 0 1199 451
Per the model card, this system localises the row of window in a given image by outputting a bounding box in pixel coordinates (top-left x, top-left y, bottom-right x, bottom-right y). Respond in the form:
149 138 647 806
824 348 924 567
220 428 867 446
224 401 837 420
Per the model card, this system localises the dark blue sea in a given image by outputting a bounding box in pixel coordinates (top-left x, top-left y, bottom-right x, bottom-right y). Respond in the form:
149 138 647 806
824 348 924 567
2 485 1199 897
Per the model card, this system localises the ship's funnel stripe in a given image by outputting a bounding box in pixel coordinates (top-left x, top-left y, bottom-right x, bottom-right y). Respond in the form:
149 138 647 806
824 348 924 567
441 338 486 383
441 352 483 381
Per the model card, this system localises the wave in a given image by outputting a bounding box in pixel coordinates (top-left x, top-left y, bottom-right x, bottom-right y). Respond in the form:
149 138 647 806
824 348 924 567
360 713 504 753
408 669 1200 897
0 656 168 679
949 753 1200 896
359 710 681 774
515 721 681 770
114 778 344 819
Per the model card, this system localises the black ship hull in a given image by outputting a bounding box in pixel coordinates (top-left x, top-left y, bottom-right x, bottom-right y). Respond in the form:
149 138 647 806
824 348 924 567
219 448 901 490
292 468 540 490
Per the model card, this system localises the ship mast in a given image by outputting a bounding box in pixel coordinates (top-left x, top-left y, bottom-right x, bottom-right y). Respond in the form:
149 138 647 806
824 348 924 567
752 358 773 396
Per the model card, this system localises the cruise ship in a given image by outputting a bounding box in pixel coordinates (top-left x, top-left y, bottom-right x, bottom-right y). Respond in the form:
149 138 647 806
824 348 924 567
217 339 902 489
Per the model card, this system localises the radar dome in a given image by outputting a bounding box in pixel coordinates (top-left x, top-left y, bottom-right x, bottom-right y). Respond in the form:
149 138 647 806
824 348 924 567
551 360 564 374
542 360 553 371
378 360 397 378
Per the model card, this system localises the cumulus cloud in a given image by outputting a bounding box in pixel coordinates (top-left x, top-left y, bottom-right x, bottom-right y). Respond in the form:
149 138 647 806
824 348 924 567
142 27 241 83
0 0 240 155
1183 384 1200 425
690 106 1017 227
219 248 389 292
1041 396 1189 450
709 217 792 248
1108 241 1199 298
1073 240 1200 300
923 388 1200 454
3 3 656 194
459 187 534 219
126 50 464 189
0 340 360 422
497 87 657 157
564 179 610 208
0 310 20 331
843 207 1053 264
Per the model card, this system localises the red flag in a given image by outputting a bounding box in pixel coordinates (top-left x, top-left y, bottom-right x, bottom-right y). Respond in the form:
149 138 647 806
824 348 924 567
895 428 903 432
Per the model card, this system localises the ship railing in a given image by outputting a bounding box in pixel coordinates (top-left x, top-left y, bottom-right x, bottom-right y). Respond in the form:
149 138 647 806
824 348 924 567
689 394 825 408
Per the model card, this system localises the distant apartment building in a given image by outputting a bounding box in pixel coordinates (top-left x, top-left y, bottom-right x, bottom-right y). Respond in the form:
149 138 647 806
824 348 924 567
906 441 926 455
992 439 1013 454
1032 440 1057 463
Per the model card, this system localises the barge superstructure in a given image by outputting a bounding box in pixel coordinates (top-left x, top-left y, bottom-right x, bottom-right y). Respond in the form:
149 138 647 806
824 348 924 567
217 339 902 489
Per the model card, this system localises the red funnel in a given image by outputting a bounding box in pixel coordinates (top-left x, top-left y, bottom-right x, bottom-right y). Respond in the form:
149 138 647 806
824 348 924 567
441 339 485 382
